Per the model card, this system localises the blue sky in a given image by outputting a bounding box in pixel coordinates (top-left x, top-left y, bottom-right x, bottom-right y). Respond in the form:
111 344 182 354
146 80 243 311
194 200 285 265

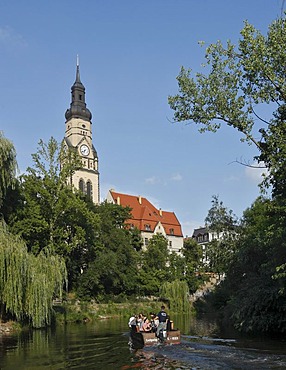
0 0 283 236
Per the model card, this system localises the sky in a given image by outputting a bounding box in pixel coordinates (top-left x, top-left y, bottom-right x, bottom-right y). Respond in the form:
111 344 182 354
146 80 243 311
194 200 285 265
0 0 283 236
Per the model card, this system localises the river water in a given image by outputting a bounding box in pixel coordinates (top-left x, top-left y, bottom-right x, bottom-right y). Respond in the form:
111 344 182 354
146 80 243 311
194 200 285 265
0 315 286 369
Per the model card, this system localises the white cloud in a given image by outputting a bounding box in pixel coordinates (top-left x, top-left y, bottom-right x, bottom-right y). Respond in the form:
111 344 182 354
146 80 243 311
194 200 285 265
145 176 160 185
0 26 27 48
171 173 183 181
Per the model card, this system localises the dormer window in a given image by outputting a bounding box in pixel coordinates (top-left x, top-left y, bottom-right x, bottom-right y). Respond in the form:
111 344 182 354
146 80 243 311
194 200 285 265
170 228 174 235
145 224 151 231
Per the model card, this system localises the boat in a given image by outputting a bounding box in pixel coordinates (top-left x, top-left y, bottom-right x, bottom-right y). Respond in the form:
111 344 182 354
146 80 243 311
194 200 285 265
129 329 181 349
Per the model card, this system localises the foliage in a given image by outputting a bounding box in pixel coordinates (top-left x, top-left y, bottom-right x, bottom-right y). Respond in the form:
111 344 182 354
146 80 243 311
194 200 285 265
9 138 100 289
160 279 190 314
0 222 67 328
169 17 280 138
168 17 286 189
258 105 286 200
204 195 239 274
138 234 170 295
213 197 286 333
76 201 139 299
181 237 204 293
169 16 286 334
0 131 18 212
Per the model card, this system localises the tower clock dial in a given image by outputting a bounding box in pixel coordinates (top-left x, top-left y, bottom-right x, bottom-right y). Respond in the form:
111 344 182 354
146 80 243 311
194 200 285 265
80 144 90 156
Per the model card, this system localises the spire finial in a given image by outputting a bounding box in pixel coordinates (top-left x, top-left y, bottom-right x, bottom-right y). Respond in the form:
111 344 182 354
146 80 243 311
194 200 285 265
76 55 81 82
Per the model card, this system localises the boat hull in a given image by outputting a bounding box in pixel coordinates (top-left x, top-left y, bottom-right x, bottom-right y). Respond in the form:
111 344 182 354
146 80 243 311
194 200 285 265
130 330 180 349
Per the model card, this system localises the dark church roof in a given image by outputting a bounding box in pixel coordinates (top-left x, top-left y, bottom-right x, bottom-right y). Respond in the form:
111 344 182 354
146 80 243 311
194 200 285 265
65 60 92 122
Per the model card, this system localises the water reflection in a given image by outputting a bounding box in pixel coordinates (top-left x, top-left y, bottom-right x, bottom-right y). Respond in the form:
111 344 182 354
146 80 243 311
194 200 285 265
0 316 286 369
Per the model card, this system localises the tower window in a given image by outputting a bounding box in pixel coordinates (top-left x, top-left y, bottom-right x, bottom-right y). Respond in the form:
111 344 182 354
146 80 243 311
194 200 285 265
79 94 82 101
86 181 92 200
79 179 84 193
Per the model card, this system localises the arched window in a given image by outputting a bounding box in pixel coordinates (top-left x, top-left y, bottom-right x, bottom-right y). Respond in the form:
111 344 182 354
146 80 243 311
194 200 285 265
79 179 84 193
86 181 92 200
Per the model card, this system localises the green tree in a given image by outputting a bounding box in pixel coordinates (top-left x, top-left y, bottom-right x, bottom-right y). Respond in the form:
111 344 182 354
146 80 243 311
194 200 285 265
182 237 204 293
168 17 286 194
168 16 286 333
138 234 170 295
217 197 286 333
160 279 190 313
0 223 67 328
0 132 18 214
10 138 100 289
77 202 139 300
205 195 239 275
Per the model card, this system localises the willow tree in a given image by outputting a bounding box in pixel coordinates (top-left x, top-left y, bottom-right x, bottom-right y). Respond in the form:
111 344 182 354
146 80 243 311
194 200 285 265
160 279 190 314
0 132 18 211
0 223 67 328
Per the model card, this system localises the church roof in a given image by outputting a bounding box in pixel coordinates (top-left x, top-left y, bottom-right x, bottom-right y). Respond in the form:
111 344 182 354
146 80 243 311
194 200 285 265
65 59 92 122
109 190 183 237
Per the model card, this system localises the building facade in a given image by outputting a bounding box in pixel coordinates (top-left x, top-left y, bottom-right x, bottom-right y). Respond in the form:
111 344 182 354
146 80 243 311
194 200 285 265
107 189 184 254
63 60 99 204
192 227 224 265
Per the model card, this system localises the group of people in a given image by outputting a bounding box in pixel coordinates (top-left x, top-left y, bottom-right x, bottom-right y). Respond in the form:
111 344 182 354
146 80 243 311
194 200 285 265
128 305 170 337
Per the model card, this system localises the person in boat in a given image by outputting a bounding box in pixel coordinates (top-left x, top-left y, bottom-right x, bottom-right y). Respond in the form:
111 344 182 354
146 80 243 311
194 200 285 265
156 305 169 337
140 314 152 332
128 314 137 332
137 313 144 331
149 312 158 333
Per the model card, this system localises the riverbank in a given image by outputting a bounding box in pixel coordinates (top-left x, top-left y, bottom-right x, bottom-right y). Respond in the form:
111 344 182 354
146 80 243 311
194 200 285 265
0 297 192 334
0 321 18 334
54 299 172 324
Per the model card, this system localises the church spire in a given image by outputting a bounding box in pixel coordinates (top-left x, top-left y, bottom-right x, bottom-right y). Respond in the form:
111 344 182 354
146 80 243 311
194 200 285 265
65 57 92 122
76 54 81 83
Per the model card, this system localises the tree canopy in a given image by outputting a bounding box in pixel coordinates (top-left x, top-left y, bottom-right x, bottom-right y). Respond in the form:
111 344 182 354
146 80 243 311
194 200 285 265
169 15 286 334
168 16 286 197
0 132 18 213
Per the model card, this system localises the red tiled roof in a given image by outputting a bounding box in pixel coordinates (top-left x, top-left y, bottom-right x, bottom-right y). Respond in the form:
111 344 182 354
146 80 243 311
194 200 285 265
109 190 183 237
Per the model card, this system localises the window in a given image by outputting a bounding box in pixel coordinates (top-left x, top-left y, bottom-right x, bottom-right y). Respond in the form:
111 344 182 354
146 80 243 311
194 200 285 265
79 94 82 101
79 179 84 193
169 241 172 247
86 181 92 200
144 238 149 245
170 228 174 235
144 224 151 231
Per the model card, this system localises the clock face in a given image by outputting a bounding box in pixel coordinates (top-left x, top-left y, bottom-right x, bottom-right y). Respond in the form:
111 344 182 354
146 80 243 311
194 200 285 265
80 144 90 156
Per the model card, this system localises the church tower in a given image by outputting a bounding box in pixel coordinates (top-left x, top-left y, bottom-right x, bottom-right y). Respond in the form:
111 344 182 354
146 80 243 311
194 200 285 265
64 58 100 204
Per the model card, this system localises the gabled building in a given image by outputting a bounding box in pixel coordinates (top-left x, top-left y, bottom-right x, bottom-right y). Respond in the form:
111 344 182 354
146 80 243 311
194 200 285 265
192 227 225 265
107 189 184 254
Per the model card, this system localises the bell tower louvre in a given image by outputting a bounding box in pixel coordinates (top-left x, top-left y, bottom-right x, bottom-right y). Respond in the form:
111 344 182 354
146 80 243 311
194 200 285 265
63 57 100 204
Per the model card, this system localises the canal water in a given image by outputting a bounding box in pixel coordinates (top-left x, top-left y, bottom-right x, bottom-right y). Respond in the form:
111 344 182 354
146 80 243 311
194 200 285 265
1 315 286 369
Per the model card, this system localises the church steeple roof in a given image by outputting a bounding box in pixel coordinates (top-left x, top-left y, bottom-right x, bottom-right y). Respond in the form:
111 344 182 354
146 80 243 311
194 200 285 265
65 57 92 122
